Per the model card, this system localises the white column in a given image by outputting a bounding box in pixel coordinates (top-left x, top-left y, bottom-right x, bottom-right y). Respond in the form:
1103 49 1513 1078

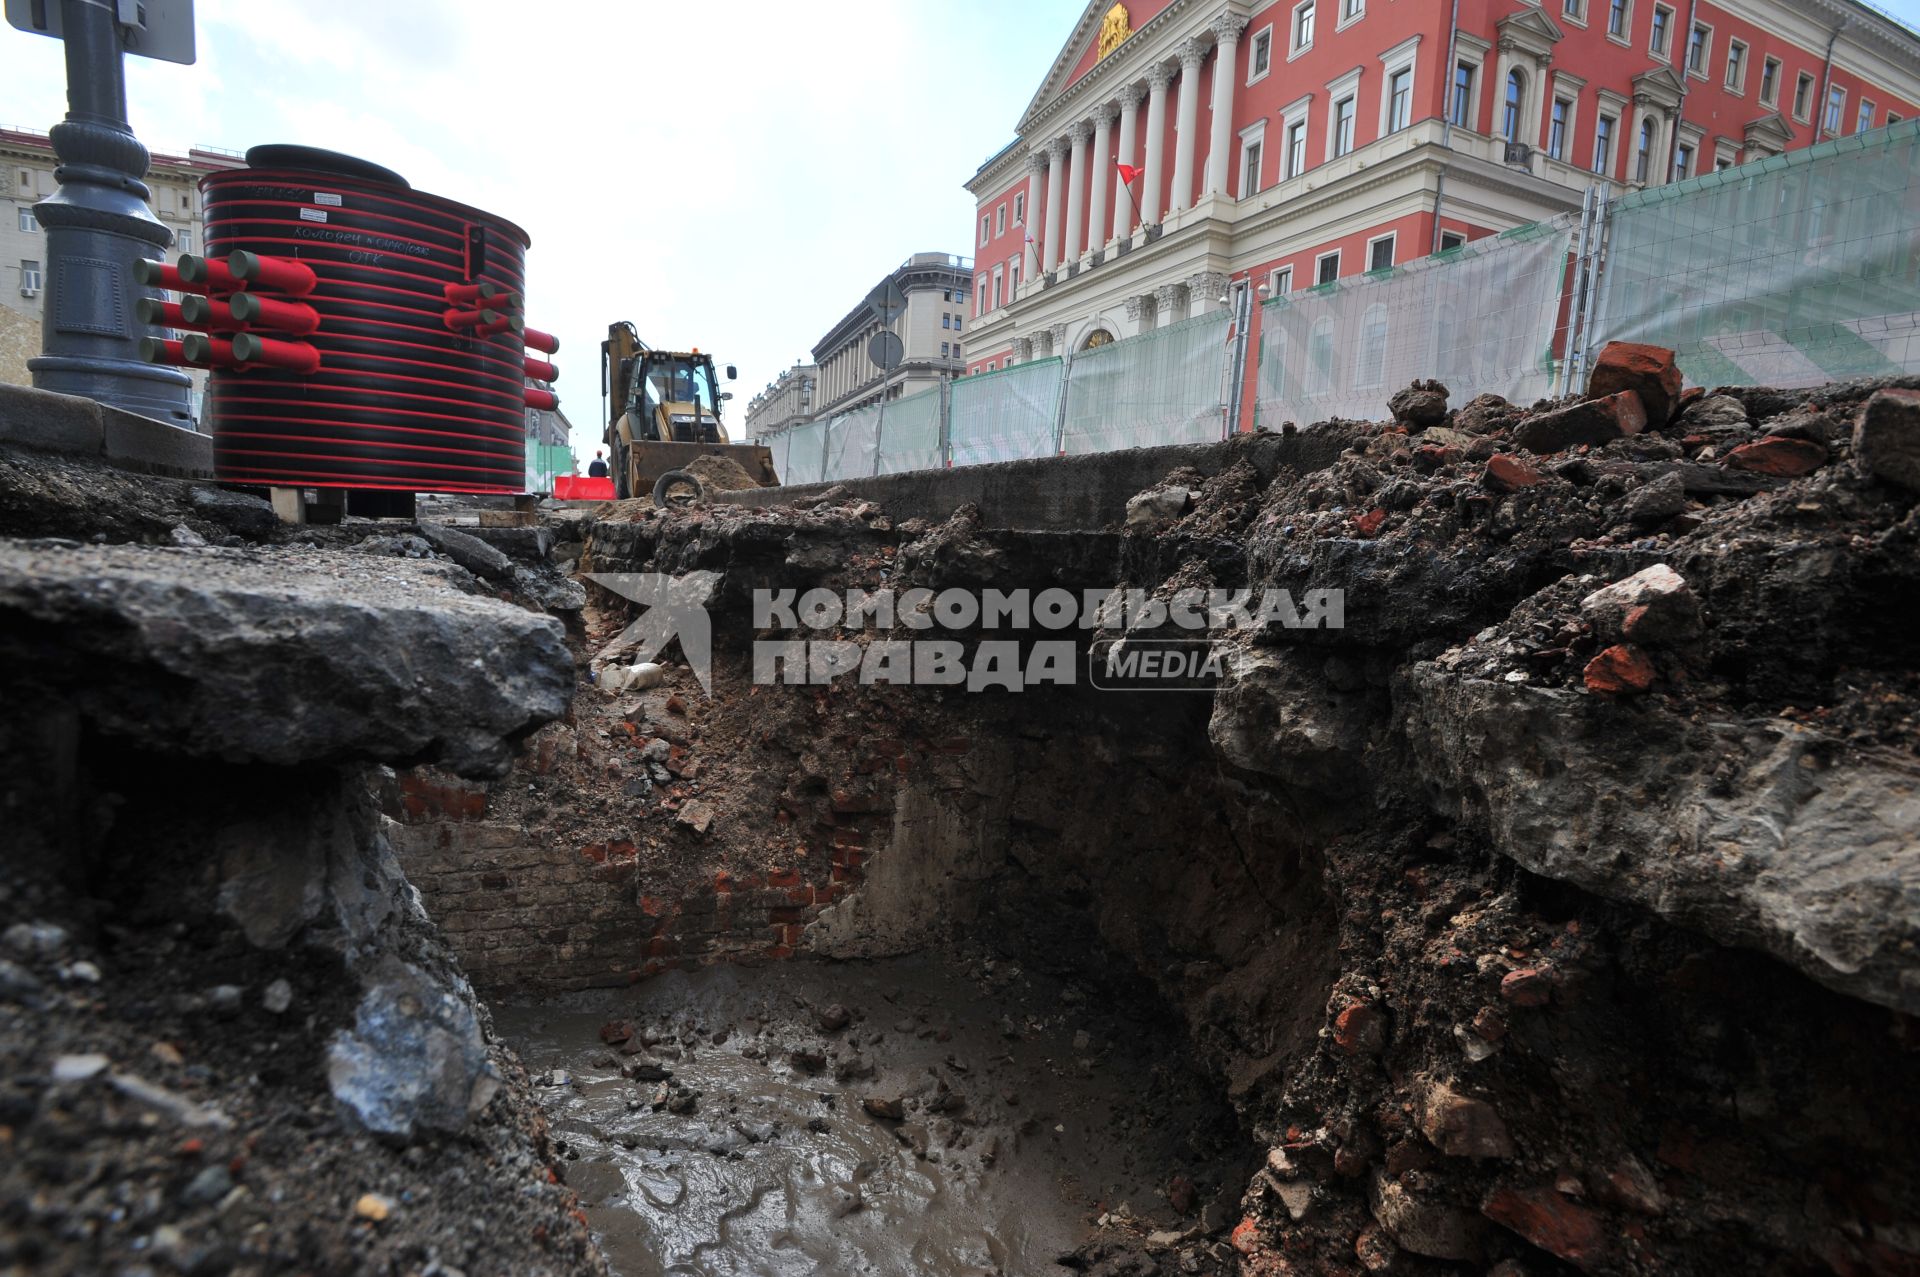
1088 107 1113 252
1023 153 1046 284
1063 121 1091 264
1143 64 1173 224
1171 38 1207 213
1206 15 1248 197
1112 83 1144 240
1044 137 1067 270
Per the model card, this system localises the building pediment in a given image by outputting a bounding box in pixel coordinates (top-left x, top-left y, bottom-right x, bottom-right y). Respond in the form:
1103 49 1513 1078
1496 7 1564 58
1017 0 1208 135
1632 65 1687 107
1744 111 1795 152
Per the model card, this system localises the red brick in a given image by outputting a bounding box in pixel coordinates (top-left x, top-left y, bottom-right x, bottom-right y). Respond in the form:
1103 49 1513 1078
1501 968 1554 1006
767 868 803 889
1482 1185 1609 1272
714 871 735 893
1583 643 1656 696
1353 507 1387 537
1485 453 1544 491
1588 340 1683 424
1332 1000 1389 1055
639 895 670 917
768 906 810 925
1722 436 1827 477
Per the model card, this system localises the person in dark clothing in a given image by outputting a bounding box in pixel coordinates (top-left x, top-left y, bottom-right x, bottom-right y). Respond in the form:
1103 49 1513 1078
587 450 610 479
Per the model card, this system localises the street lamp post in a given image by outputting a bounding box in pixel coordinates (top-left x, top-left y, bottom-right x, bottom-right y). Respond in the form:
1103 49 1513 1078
22 0 195 427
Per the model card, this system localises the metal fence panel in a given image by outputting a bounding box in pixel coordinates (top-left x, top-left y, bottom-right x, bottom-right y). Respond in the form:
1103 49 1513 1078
1593 118 1920 388
1255 215 1575 427
948 357 1064 466
877 387 944 475
782 419 826 486
1062 310 1232 453
823 405 883 481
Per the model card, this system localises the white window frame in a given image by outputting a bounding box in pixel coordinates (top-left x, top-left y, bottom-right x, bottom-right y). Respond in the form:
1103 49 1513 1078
1561 0 1587 28
995 204 1007 236
1794 72 1815 121
1238 120 1268 198
1280 95 1313 179
1439 230 1467 251
1759 57 1781 107
1315 249 1341 285
1825 83 1846 133
1327 68 1361 159
1289 0 1315 57
17 207 37 233
178 228 191 254
1592 106 1620 175
1714 142 1739 170
21 259 42 293
1014 191 1026 224
1724 38 1747 94
1270 265 1293 295
1365 232 1396 273
1605 0 1631 44
1857 98 1876 133
992 265 1004 311
1673 141 1694 180
1684 20 1711 79
979 215 990 246
976 274 987 315
1548 96 1572 159
1337 0 1364 32
1356 302 1390 388
1248 25 1274 84
1635 116 1657 182
1649 3 1674 56
1378 37 1420 138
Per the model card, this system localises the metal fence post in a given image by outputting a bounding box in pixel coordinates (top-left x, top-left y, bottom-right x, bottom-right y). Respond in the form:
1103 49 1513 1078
1575 190 1610 387
1052 352 1072 456
1224 281 1254 438
939 376 953 468
1562 187 1597 398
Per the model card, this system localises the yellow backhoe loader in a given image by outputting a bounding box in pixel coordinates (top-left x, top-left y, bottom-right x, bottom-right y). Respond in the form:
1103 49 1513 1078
600 322 778 502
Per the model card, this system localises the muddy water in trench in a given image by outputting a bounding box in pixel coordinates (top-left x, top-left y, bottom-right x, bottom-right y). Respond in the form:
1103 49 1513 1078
494 952 1244 1277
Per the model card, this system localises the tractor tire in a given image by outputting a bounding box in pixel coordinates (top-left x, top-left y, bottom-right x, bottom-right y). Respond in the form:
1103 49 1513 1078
652 469 703 507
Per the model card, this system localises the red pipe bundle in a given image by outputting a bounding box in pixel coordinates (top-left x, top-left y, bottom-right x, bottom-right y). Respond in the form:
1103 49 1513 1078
200 144 538 494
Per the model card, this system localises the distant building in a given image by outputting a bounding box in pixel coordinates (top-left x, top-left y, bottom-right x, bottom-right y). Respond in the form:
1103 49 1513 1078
744 362 821 441
962 0 1920 370
811 252 973 417
0 129 244 423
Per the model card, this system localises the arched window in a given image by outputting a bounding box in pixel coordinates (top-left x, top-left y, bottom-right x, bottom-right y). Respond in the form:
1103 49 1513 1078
1265 324 1290 404
1307 316 1337 394
1357 304 1390 389
1080 327 1116 351
1504 69 1526 143
1635 119 1656 182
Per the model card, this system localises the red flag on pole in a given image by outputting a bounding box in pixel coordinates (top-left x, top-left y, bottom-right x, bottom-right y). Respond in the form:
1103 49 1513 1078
1116 162 1144 184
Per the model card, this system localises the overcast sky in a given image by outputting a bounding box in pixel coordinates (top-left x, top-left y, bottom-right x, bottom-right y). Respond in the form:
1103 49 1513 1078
6 0 1919 458
0 0 1085 455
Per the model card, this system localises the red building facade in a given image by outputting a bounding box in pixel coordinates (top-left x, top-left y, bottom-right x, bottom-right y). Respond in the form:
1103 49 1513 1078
964 0 1920 377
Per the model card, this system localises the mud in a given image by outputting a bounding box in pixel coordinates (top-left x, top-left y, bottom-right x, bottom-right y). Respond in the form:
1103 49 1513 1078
496 951 1250 1277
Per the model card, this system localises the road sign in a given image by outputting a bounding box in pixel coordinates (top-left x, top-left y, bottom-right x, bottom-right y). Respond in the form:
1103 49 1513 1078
867 330 903 371
864 279 907 326
7 0 197 64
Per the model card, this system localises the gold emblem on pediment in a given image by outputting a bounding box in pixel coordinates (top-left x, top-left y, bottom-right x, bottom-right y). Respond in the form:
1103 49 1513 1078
1097 3 1132 59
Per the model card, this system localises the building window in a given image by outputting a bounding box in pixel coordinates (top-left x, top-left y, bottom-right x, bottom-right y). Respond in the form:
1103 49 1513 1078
1307 316 1336 390
1010 260 1020 291
1607 0 1628 38
1685 22 1709 75
20 259 41 293
1357 303 1389 387
1439 230 1467 250
1891 113 1904 126
1857 99 1875 133
979 215 990 246
1504 69 1526 143
1367 234 1395 272
1285 119 1308 177
17 207 36 233
178 229 191 254
942 313 951 329
1292 0 1314 51
995 205 1006 236
1650 4 1672 55
941 341 950 357
1725 40 1746 92
1332 95 1356 157
16 168 28 188
953 315 962 331
1673 143 1693 180
1452 62 1475 126
1549 97 1571 159
1014 191 1026 223
1635 118 1655 181
1760 57 1780 106
1794 72 1814 121
1593 114 1616 174
1825 84 1846 133
1241 137 1264 196
1249 27 1272 81
1316 250 1340 284
1340 0 1362 23
1271 265 1293 295
992 267 1004 309
1387 68 1413 133
1563 0 1584 22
